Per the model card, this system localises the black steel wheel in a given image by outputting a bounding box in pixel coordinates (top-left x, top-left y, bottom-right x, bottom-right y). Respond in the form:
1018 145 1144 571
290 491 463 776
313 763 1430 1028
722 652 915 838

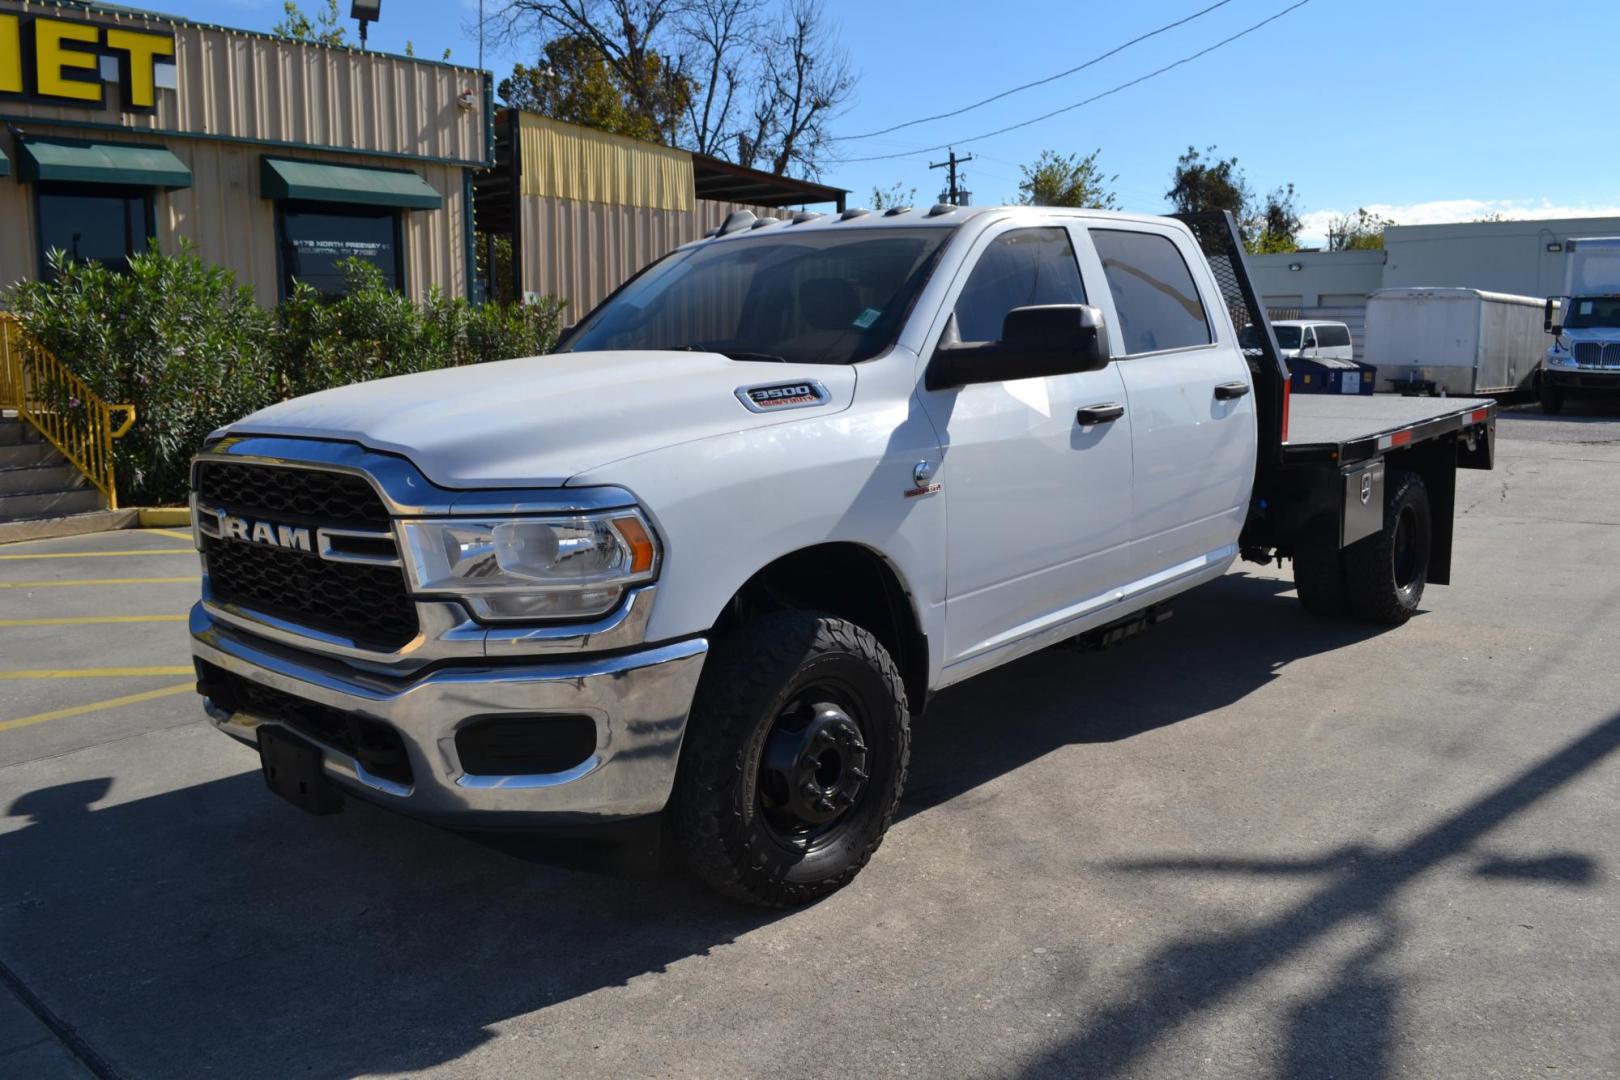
1344 468 1431 625
672 611 909 907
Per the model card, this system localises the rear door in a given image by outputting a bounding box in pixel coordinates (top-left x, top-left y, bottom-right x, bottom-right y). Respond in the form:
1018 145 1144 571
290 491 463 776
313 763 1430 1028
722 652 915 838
918 219 1136 672
1087 224 1256 576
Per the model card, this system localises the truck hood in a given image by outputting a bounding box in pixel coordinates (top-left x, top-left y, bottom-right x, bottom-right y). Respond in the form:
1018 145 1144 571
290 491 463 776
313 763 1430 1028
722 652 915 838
227 351 855 487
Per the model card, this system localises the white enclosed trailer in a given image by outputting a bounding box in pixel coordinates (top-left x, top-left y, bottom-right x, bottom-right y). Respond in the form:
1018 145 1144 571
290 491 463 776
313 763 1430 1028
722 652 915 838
1362 287 1545 396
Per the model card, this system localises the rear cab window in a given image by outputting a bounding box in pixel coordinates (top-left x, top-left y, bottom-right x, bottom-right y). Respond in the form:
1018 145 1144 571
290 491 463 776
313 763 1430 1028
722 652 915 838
1090 228 1213 356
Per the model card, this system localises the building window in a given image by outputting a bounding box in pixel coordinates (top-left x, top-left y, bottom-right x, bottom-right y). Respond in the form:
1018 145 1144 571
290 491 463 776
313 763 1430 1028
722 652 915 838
35 183 153 278
277 201 403 298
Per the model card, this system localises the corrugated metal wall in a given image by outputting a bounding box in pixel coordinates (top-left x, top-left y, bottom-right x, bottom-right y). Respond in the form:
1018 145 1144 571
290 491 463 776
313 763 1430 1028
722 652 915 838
517 113 693 211
519 196 786 318
0 0 487 164
0 122 466 307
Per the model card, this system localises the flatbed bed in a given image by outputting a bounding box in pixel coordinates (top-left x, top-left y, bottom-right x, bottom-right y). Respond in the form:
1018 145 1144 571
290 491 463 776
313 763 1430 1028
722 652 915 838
1285 395 1496 464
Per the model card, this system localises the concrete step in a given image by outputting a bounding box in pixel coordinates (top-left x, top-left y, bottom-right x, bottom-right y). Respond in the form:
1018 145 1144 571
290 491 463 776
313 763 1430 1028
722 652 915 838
0 440 64 470
0 462 85 495
0 487 104 522
0 418 43 447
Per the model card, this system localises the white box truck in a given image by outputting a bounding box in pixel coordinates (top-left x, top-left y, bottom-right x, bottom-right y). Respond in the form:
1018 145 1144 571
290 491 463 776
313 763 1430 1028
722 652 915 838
1363 287 1545 397
1541 237 1620 414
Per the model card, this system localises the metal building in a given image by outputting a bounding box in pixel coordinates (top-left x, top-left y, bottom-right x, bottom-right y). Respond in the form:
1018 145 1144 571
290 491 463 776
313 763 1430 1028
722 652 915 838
1250 216 1620 358
0 0 491 306
476 111 846 318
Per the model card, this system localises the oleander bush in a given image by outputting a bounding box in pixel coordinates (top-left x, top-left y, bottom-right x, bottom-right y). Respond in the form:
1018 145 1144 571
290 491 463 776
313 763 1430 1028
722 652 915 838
6 245 567 505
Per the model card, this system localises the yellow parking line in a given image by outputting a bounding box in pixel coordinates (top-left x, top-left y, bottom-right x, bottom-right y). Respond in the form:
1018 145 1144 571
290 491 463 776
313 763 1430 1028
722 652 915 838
0 682 193 734
0 666 193 680
146 529 194 541
0 549 194 560
0 614 188 627
0 577 195 589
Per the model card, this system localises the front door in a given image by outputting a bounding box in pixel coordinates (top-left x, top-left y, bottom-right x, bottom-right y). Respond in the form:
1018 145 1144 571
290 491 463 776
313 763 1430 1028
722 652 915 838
918 220 1136 673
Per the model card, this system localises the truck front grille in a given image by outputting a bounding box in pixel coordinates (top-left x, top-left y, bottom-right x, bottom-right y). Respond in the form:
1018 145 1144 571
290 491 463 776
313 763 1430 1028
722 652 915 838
196 461 420 652
1573 342 1620 368
196 460 389 528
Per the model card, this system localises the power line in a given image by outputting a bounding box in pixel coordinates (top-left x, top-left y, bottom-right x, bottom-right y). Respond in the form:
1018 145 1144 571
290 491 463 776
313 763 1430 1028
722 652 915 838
838 0 1235 142
838 0 1313 165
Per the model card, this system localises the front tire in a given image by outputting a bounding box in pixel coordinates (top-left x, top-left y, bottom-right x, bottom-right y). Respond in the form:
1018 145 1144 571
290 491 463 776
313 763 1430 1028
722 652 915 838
1343 468 1431 625
672 611 910 907
1539 375 1566 415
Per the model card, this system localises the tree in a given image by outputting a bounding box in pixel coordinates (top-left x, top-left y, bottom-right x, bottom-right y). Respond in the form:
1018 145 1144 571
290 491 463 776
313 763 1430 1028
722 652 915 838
1252 183 1301 254
491 0 854 175
869 183 916 211
1167 144 1250 220
680 0 763 158
273 0 346 46
499 35 689 143
1017 149 1118 210
489 0 692 145
737 1 852 177
1327 208 1395 251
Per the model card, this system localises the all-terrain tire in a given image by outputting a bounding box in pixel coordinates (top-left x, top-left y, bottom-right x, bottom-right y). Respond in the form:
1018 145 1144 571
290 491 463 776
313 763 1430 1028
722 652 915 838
1343 468 1431 625
672 611 910 907
1292 516 1349 617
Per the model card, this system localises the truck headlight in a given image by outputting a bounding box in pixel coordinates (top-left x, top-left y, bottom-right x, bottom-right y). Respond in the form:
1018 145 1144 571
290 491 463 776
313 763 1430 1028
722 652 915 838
1548 348 1575 368
400 511 659 621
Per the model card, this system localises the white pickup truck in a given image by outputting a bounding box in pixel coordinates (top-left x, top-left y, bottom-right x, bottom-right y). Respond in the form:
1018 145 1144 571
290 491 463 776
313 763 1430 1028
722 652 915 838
189 209 1496 905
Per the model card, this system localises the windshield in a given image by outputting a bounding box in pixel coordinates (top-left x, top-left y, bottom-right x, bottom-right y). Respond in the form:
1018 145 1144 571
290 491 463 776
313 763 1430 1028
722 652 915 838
1272 325 1302 348
563 227 953 365
1564 297 1620 329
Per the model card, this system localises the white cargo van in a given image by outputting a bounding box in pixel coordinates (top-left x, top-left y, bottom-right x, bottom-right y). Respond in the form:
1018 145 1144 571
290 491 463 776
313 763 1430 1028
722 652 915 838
1271 319 1354 362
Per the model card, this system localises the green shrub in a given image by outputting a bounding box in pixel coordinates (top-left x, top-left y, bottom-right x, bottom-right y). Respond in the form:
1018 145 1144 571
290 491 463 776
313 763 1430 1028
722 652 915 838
7 250 569 506
8 244 276 505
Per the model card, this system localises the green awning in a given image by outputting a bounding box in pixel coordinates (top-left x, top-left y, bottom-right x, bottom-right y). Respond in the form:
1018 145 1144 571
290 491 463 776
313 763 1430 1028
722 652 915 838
19 138 191 189
260 157 443 210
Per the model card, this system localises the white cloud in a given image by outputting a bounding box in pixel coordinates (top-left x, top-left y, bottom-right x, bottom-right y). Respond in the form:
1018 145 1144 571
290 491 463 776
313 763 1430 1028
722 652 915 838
1298 199 1620 247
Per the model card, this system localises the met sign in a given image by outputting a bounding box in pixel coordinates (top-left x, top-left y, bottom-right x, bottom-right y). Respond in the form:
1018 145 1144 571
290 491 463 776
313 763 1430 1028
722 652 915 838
0 12 176 113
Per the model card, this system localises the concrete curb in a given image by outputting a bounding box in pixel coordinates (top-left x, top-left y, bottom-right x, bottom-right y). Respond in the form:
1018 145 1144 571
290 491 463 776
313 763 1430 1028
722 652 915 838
137 507 191 528
0 509 139 545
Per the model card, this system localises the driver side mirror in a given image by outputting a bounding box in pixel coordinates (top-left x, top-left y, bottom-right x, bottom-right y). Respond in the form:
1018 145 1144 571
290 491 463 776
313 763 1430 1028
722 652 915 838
926 304 1111 390
1544 297 1563 336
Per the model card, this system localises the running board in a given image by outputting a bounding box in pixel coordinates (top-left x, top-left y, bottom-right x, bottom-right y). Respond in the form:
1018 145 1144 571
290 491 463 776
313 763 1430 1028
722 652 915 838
1066 603 1173 651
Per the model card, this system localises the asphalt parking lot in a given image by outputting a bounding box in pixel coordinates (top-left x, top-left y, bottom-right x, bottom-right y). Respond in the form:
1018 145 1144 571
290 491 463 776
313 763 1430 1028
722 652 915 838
1 408 1617 1080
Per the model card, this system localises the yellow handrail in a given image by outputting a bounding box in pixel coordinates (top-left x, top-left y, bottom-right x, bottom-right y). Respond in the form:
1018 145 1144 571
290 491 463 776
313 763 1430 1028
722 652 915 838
0 314 137 511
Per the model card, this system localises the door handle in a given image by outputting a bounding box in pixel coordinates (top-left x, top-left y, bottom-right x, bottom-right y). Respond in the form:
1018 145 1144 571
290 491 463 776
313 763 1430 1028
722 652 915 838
1075 403 1125 425
1214 381 1251 400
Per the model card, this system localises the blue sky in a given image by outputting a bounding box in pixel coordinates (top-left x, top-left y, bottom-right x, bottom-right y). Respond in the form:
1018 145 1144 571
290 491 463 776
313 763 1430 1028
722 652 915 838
143 0 1620 243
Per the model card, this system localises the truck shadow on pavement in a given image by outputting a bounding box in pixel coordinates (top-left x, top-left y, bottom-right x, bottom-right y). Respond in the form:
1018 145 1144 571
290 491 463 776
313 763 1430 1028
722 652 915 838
0 573 1606 1078
900 571 1381 820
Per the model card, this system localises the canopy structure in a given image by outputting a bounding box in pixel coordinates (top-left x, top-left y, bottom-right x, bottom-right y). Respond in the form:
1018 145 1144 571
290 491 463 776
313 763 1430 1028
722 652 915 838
260 157 443 210
18 139 192 189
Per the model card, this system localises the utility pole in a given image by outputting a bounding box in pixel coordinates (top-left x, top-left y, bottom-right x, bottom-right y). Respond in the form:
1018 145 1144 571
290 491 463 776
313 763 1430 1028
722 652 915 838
929 148 973 206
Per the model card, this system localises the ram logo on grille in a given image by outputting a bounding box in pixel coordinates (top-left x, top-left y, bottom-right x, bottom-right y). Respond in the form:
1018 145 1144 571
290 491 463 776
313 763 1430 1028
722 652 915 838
218 514 313 553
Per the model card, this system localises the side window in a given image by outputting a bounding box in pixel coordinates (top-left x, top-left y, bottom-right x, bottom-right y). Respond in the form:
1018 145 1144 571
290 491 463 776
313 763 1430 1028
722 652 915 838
1318 324 1351 348
952 227 1086 344
1091 229 1212 355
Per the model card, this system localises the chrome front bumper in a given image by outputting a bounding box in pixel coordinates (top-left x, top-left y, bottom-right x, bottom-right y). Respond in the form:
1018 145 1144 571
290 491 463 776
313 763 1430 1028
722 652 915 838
190 605 708 825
